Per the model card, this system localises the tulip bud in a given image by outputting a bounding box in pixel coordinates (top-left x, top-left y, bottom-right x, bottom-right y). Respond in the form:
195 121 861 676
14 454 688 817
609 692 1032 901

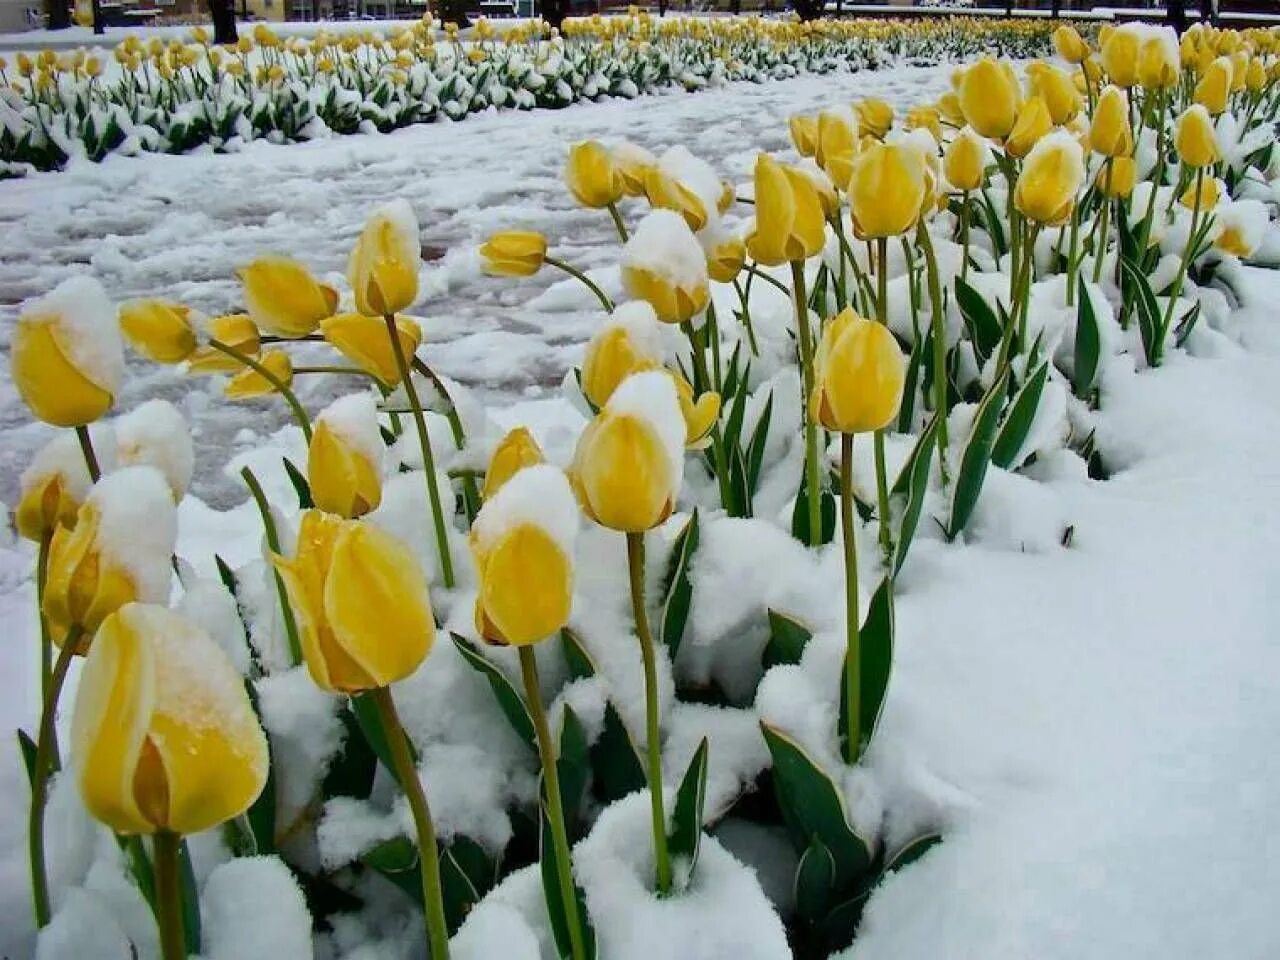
1089 86 1134 158
905 105 942 144
746 154 826 266
320 313 421 387
1101 25 1140 87
480 230 548 278
1053 24 1090 63
1137 31 1180 90
471 465 577 647
1174 105 1220 168
43 466 176 649
1014 131 1086 226
114 400 193 503
816 107 858 187
810 308 905 434
186 314 261 375
944 127 988 192
701 228 746 284
15 428 115 543
1194 57 1232 115
483 427 545 501
645 167 709 233
239 256 339 337
581 300 664 409
789 114 818 157
1214 200 1265 259
1244 58 1265 93
1097 156 1138 199
1030 62 1081 125
1179 176 1221 210
1005 96 1053 159
309 394 383 519
621 210 710 324
959 57 1019 140
1228 51 1248 92
118 299 198 364
848 142 927 239
12 276 123 428
273 512 436 693
613 141 657 197
569 370 685 532
936 92 965 128
565 140 623 209
348 200 421 317
225 349 293 400
670 372 720 447
856 98 893 140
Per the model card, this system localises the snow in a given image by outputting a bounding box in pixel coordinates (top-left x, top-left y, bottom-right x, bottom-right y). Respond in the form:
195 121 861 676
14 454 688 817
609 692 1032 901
597 299 665 363
621 209 709 302
86 464 176 606
200 856 313 960
601 369 686 496
19 275 123 396
314 392 384 474
471 462 579 559
18 424 116 512
112 398 194 502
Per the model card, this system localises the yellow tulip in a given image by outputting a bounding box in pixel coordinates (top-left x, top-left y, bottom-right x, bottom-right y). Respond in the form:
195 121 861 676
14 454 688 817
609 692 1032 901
1097 156 1138 198
273 511 436 693
621 211 710 324
480 230 548 278
1194 57 1232 115
186 314 261 375
703 230 746 283
471 465 576 647
484 426 545 500
944 127 987 192
815 107 859 187
321 313 421 387
1005 96 1053 159
958 57 1019 140
789 114 818 157
1101 26 1139 87
225 349 293 400
1089 86 1134 158
936 92 965 128
1053 24 1090 63
239 256 338 338
1014 132 1085 226
1137 34 1179 90
565 140 623 209
810 308 905 434
1179 176 1221 210
1245 58 1265 93
1029 62 1081 125
348 201 421 317
905 105 942 143
746 154 826 266
645 167 709 232
1229 51 1248 92
71 603 268 836
569 370 683 533
1174 105 1220 168
848 142 927 239
12 278 121 428
43 466 175 649
856 98 893 139
118 300 197 364
309 397 383 519
1216 219 1258 259
717 180 736 216
670 372 720 447
581 302 663 409
613 142 656 197
15 432 102 543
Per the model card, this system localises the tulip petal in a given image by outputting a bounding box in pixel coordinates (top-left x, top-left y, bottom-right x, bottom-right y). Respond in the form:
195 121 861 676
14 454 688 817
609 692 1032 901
478 525 573 646
12 318 114 427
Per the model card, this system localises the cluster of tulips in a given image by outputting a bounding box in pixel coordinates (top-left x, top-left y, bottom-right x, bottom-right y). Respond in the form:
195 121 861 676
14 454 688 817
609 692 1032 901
0 13 1065 172
12 17 1280 960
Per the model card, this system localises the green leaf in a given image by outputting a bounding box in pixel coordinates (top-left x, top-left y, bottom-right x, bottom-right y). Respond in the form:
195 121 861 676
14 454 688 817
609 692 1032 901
791 457 837 546
554 706 591 840
659 510 700 658
954 276 1002 364
891 415 939 577
322 704 378 802
350 692 407 788
668 737 709 872
762 609 814 670
451 634 536 751
722 361 752 453
794 836 836 924
561 626 597 682
1119 256 1163 367
282 456 313 509
1072 277 1101 398
540 805 597 960
721 342 743 401
441 843 483 934
16 728 36 788
817 889 871 954
363 835 419 873
745 390 774 497
214 554 237 598
896 332 925 434
761 723 874 890
882 832 942 876
244 680 278 852
991 360 1049 470
179 839 202 955
837 576 895 763
947 367 1010 540
1174 300 1202 348
591 703 646 803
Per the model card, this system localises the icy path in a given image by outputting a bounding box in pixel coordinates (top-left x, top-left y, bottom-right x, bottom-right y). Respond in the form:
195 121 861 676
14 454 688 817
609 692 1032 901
0 65 951 508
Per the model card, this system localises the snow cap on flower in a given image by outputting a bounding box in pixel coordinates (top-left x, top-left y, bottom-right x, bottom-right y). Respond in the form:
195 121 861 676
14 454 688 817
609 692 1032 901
15 425 117 542
621 210 709 324
114 400 194 503
309 393 384 519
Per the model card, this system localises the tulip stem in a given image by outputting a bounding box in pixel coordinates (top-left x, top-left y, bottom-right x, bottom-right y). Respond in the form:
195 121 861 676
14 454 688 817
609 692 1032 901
625 532 673 896
29 627 81 929
873 238 893 564
732 278 761 357
383 317 456 589
749 263 793 299
1092 160 1112 285
36 534 58 763
153 830 185 960
544 257 615 313
915 222 951 486
518 647 589 960
1065 202 1081 308
409 358 481 526
71 427 100 484
292 364 382 378
372 686 451 960
607 202 629 243
959 190 971 284
1159 165 1205 367
208 338 313 442
790 261 822 549
241 466 303 666
839 433 861 765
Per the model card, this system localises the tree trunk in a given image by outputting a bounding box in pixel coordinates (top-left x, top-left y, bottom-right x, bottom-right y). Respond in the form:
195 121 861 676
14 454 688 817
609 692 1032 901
1167 0 1187 34
442 0 471 28
1049 0 1060 19
46 0 70 28
541 0 565 29
1198 0 1212 24
729 0 740 14
792 0 818 21
1004 0 1013 18
91 0 103 33
207 0 238 44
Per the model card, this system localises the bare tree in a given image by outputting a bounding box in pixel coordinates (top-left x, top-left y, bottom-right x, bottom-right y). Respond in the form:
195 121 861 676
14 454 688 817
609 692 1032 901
208 0 238 44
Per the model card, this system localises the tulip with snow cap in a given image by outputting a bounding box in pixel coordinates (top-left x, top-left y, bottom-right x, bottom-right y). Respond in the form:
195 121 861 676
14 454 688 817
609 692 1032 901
1214 200 1266 260
1175 105 1220 168
746 153 826 266
186 314 260 375
114 400 194 503
348 200 421 317
238 256 339 337
71 603 269 959
848 141 928 239
1137 29 1180 90
483 426 544 501
621 210 709 324
1194 57 1232 115
613 141 657 197
320 313 421 387
1089 86 1133 158
789 114 818 157
1054 24 1090 63
958 57 1019 140
702 227 746 284
645 167 709 233
565 140 623 209
580 300 665 409
815 107 859 188
1014 131 1085 226
118 299 197 364
16 428 115 545
309 394 383 519
480 230 547 278
1101 25 1139 88
857 98 893 140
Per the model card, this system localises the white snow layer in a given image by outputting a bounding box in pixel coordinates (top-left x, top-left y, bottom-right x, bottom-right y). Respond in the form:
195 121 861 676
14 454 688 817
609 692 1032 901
471 462 580 559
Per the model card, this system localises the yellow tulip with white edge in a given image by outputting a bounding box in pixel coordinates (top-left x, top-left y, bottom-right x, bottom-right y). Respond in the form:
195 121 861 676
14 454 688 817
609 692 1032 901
565 140 623 209
483 426 545 501
238 256 339 338
186 314 261 375
309 394 384 519
613 141 657 198
480 231 547 278
1089 86 1134 158
1194 57 1232 115
810 308 906 435
645 167 709 233
348 200 421 317
621 210 709 324
1137 31 1180 90
856 98 893 140
848 141 927 239
1174 105 1220 168
321 313 421 387
119 299 198 364
225 349 293 400
701 227 746 284
15 428 113 543
1014 131 1086 226
958 57 1019 140
1005 96 1053 160
746 153 826 266
580 300 665 409
944 127 988 192
1214 201 1266 259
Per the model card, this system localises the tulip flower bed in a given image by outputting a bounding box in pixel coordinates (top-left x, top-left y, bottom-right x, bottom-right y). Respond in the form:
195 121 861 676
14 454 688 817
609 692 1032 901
0 13 1068 174
6 17 1280 960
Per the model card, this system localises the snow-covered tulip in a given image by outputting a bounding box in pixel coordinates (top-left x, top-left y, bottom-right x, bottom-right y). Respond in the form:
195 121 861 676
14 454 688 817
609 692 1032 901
71 603 269 836
1137 31 1179 90
186 314 261 375
856 98 893 139
789 114 818 157
273 511 435 693
238 256 339 338
1014 132 1085 226
810 308 905 435
944 128 987 192
480 231 547 278
816 107 859 187
1244 58 1265 94
1097 155 1138 199
1194 57 1232 115
936 92 965 128
471 464 577 647
1175 105 1220 168
1101 25 1139 87
958 57 1019 140
848 142 927 239
621 210 709 324
1214 200 1266 259
11 276 122 428
321 313 421 387
905 105 943 143
746 154 826 266
1053 24 1090 63
1089 86 1133 158
645 167 709 232
15 430 112 543
118 299 197 364
613 141 657 197
1180 176 1222 210
671 371 720 447
483 426 544 501
348 200 421 317
569 370 684 533
565 140 623 209
1029 62 1081 125
114 400 193 503
580 300 664 409
702 228 746 283
1005 96 1053 159
309 394 383 519
225 349 293 399
43 466 175 649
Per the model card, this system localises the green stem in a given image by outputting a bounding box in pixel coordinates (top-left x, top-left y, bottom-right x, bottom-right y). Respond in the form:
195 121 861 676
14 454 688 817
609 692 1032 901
292 364 382 378
706 301 723 395
744 263 793 299
873 238 893 563
544 256 614 313
29 629 80 929
36 534 55 763
1092 159 1112 285
153 830 185 960
1065 202 1081 308
607 202 629 243
209 338 312 442
1018 224 1041 348
790 261 821 549
241 466 302 666
959 190 971 284
839 433 860 765
75 425 101 482
915 223 951 485
831 214 850 311
1159 165 1205 365
625 532 672 895
518 647 588 960
731 279 760 357
372 686 451 960
384 316 455 589
410 357 480 524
